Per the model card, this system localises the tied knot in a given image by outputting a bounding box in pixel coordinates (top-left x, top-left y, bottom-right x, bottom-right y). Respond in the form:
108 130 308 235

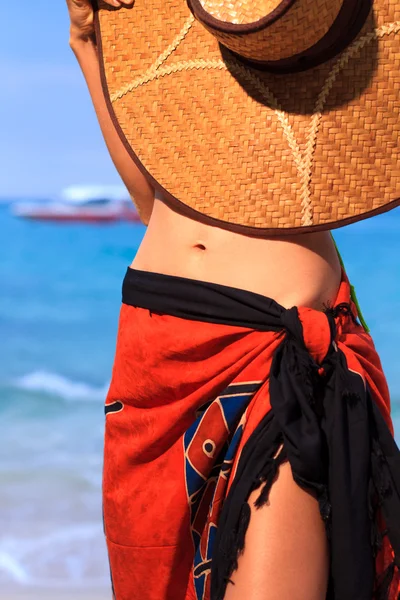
280 306 305 346
281 305 335 366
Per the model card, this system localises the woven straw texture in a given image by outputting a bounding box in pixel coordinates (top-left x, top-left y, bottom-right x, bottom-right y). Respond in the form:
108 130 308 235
198 0 344 60
96 0 400 233
198 0 282 24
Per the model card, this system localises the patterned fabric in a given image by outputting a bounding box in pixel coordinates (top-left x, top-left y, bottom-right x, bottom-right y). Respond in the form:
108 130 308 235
103 267 400 600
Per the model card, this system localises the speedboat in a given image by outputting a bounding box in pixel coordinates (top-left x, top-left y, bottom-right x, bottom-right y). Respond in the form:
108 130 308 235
11 185 141 223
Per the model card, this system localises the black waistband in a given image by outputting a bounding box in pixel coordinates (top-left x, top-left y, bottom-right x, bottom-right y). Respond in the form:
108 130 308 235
122 267 289 331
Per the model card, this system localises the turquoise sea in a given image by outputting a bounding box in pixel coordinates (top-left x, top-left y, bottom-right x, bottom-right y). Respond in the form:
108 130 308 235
0 204 399 594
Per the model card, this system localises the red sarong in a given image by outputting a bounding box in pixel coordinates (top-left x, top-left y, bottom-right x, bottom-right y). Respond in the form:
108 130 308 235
103 267 400 600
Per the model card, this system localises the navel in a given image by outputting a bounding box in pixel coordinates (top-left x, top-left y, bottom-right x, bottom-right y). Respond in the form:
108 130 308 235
193 243 207 251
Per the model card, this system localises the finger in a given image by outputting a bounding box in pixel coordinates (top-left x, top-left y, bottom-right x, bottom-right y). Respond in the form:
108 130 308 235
66 0 89 8
103 0 134 6
70 0 93 7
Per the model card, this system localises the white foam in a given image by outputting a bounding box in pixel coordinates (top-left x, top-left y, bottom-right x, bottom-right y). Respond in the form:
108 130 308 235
0 524 110 587
13 371 109 402
0 553 29 584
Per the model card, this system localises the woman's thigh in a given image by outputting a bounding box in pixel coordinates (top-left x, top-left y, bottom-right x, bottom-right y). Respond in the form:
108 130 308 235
223 459 329 600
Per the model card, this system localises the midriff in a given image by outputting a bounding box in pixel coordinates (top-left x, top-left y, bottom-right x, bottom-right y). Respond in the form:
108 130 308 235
131 196 342 311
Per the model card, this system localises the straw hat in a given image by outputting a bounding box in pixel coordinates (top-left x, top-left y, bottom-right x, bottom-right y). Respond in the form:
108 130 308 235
93 0 400 235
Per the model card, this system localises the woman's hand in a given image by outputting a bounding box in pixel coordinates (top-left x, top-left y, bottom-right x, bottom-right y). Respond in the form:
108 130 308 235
66 0 133 43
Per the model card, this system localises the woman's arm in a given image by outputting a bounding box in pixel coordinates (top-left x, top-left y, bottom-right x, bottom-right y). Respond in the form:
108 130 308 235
67 0 154 224
224 459 329 600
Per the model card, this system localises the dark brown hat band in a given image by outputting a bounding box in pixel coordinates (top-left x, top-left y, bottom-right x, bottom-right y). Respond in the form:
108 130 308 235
186 0 296 34
228 0 372 73
188 0 371 72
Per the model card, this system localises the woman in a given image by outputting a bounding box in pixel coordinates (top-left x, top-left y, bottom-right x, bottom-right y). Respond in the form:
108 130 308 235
66 1 400 599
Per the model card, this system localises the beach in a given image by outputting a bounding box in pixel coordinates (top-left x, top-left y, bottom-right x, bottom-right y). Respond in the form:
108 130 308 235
0 204 399 597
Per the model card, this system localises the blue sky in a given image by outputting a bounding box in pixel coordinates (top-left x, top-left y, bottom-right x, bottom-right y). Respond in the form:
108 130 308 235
0 2 121 199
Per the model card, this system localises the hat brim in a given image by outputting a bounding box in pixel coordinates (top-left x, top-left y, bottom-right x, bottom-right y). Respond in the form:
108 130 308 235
93 0 400 235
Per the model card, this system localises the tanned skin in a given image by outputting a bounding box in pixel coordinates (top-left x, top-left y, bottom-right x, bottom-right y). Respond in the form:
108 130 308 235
67 1 333 597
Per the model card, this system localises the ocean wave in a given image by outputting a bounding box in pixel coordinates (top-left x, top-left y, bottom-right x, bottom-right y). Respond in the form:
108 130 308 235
0 523 110 587
13 371 109 402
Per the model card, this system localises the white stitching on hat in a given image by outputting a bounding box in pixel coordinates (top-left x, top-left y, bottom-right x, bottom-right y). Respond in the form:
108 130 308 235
110 20 400 227
110 14 196 103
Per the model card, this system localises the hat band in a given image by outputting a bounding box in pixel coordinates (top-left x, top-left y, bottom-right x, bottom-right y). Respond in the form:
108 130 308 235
190 0 371 72
190 0 296 30
233 0 371 72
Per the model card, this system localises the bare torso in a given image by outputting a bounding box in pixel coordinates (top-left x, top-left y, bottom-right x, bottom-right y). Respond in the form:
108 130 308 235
132 195 342 311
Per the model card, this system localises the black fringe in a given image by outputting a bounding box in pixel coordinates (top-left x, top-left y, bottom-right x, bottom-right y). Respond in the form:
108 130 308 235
216 447 287 595
236 501 251 558
222 449 286 584
210 304 400 600
369 403 400 599
213 503 247 588
253 457 280 509
215 501 252 591
368 476 384 558
372 439 394 503
374 561 396 600
318 485 332 528
210 411 284 600
342 389 362 408
331 302 358 325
